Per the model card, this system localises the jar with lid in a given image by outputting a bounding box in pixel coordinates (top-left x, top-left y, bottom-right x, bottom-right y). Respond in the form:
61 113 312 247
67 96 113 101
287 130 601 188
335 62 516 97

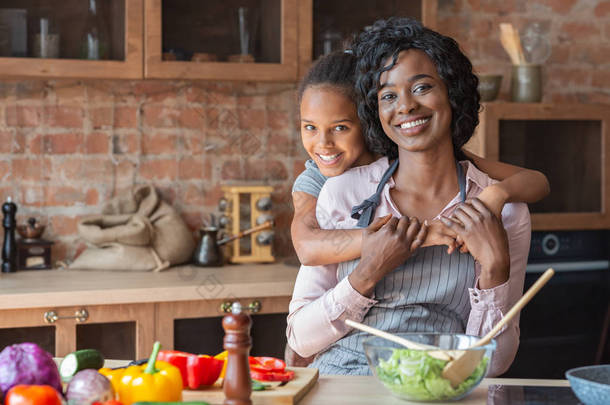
81 0 110 60
34 16 59 58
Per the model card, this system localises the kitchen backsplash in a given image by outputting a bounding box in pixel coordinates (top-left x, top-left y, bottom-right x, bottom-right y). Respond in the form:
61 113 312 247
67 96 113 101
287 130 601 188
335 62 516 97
1 0 609 263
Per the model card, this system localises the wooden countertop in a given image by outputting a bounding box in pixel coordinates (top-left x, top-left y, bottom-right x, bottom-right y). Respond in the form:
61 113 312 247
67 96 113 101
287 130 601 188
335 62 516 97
0 263 299 310
300 376 570 405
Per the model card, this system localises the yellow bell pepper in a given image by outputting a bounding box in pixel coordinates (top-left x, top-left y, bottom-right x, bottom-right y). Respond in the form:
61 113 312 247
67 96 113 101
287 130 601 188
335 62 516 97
116 342 182 405
98 367 125 397
215 350 228 379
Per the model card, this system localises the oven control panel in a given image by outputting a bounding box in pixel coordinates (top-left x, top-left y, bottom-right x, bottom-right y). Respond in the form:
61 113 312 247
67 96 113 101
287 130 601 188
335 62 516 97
529 230 608 262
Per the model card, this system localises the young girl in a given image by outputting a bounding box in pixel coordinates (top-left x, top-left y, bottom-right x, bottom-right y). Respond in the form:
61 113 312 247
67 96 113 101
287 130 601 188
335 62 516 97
291 51 549 267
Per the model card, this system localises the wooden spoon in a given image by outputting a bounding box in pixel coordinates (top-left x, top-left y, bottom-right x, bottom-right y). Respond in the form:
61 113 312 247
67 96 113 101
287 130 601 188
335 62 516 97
442 268 555 387
345 319 453 361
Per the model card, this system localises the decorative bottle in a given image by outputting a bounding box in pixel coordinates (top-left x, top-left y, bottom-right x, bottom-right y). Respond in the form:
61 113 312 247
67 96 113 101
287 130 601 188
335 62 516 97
81 0 109 60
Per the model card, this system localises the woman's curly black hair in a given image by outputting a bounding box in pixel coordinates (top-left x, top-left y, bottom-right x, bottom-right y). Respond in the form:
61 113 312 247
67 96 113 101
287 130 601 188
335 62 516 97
351 17 480 160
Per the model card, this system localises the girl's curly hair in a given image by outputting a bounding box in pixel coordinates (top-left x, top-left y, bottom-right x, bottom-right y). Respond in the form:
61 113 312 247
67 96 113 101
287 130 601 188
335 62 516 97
351 17 480 160
297 50 358 106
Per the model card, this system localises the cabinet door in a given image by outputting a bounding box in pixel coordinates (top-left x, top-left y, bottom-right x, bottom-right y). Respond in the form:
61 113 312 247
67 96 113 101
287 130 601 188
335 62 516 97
298 0 438 77
0 0 143 79
0 308 56 354
144 0 298 80
465 103 610 230
156 296 290 357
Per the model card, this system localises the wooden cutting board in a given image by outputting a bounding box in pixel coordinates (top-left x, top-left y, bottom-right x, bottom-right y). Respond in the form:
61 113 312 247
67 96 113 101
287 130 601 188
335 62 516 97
182 367 319 405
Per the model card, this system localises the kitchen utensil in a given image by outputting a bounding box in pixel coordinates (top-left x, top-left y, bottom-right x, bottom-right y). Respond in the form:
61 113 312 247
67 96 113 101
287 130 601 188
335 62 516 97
345 319 452 361
363 333 494 402
477 74 503 102
2 196 17 273
566 364 610 405
17 217 45 239
193 227 223 267
442 268 555 387
511 64 542 102
217 221 273 246
182 367 319 405
499 23 525 65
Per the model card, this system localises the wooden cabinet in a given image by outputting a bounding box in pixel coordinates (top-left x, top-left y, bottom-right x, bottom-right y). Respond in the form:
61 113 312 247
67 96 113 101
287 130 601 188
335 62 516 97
465 102 610 230
0 303 154 358
297 0 438 76
0 0 143 79
144 0 298 81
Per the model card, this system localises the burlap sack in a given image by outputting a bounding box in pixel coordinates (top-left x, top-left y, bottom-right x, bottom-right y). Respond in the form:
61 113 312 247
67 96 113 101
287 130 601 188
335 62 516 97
70 184 195 271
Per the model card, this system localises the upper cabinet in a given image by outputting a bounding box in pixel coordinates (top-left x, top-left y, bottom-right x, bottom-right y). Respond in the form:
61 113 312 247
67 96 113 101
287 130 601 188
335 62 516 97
144 0 298 81
298 0 438 76
0 0 436 81
0 0 143 79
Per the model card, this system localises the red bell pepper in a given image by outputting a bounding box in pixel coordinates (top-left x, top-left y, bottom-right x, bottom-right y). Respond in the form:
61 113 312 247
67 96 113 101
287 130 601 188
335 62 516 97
93 401 124 405
158 350 190 388
186 354 225 389
251 368 295 382
4 385 62 405
249 356 286 373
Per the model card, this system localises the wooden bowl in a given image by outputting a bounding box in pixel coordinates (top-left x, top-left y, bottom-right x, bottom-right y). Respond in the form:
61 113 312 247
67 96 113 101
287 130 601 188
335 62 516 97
477 74 503 101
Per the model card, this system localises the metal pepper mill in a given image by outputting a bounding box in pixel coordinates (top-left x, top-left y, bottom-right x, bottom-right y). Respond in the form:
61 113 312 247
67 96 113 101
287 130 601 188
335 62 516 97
222 302 252 405
2 196 17 273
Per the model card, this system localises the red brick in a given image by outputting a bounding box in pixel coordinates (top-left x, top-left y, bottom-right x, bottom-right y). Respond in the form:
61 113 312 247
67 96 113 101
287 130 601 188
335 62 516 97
468 0 526 14
183 133 204 154
45 133 83 154
45 106 84 128
12 158 51 181
218 110 240 133
268 132 297 155
0 161 9 180
237 93 267 108
55 158 114 182
206 108 220 130
0 131 12 153
548 45 570 64
46 186 83 206
181 211 205 230
114 159 137 184
112 133 140 154
244 159 287 181
205 83 236 107
50 216 79 236
85 188 99 205
89 107 113 129
6 106 42 127
571 44 610 66
139 159 178 180
268 111 291 130
182 184 206 206
178 107 206 129
533 0 577 15
595 1 610 17
592 71 610 88
265 87 296 112
85 132 110 154
133 81 178 103
142 105 180 128
221 159 243 180
179 156 205 179
238 109 266 130
142 132 177 155
13 131 26 154
184 85 207 103
54 81 86 105
546 67 591 88
202 184 224 206
114 106 138 128
51 242 68 263
561 22 601 41
20 185 45 206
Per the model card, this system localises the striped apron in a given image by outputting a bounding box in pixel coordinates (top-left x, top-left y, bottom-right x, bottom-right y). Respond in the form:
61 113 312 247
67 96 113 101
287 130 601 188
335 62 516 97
311 161 476 375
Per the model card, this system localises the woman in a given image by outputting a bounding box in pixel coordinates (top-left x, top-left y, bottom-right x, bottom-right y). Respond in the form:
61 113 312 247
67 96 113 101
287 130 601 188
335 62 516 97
287 18 530 377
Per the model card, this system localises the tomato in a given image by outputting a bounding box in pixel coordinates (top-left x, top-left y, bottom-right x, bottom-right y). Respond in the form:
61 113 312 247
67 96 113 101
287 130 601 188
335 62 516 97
251 369 295 382
249 356 286 373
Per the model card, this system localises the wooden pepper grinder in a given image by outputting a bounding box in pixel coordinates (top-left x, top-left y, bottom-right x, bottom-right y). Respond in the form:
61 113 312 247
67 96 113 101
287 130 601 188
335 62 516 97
2 196 17 273
222 301 252 405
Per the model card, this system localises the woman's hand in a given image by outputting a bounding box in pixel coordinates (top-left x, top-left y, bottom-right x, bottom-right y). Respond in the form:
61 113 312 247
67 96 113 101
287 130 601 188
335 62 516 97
422 219 459 254
349 214 428 297
440 198 510 289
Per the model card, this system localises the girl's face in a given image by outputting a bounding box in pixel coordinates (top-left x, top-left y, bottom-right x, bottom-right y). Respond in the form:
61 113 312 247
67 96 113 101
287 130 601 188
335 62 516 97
300 85 370 177
377 49 453 153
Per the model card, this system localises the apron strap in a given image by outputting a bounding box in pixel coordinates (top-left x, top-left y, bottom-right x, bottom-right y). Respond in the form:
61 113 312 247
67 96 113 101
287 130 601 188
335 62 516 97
351 159 467 228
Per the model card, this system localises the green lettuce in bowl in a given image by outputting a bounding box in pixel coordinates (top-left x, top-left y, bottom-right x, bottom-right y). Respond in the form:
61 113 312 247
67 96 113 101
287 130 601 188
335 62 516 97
363 333 495 402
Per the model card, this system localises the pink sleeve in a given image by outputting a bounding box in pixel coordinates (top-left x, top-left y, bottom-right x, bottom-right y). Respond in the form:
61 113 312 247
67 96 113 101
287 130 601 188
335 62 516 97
286 264 377 357
466 202 530 376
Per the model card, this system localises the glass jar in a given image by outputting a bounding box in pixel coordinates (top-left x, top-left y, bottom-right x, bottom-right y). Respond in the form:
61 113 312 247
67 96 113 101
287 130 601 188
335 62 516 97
34 17 59 58
81 0 110 60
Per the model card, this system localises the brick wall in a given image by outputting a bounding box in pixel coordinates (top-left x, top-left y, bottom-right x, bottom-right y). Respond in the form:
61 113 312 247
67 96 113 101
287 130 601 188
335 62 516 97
0 0 609 264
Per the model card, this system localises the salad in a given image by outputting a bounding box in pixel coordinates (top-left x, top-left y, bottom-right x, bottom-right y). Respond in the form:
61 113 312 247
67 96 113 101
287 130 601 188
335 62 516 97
376 348 488 401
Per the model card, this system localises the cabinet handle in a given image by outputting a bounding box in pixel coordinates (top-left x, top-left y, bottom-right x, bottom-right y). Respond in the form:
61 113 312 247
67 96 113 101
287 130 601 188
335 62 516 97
44 308 89 324
220 300 262 313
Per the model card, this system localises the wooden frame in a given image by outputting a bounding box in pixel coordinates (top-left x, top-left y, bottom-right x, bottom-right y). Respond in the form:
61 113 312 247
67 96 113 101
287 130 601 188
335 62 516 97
465 102 610 230
297 0 438 78
0 0 143 79
144 0 298 80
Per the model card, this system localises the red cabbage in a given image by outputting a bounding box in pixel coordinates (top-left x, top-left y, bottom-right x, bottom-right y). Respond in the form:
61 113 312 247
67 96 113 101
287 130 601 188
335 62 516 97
0 343 62 395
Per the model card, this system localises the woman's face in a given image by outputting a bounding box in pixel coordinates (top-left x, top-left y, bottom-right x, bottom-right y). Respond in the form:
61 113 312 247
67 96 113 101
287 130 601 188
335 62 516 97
300 85 369 177
377 49 452 153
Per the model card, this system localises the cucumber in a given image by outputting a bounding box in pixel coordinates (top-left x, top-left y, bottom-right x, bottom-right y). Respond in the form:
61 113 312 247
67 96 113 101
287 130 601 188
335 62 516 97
59 349 105 381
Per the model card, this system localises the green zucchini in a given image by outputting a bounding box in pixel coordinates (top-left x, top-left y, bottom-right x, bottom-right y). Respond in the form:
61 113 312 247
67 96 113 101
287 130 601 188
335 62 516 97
59 349 105 381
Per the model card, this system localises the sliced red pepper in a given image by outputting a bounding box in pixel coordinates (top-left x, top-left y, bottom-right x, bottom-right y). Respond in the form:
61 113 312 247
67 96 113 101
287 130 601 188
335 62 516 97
186 354 225 389
158 349 190 388
251 369 295 382
249 356 286 373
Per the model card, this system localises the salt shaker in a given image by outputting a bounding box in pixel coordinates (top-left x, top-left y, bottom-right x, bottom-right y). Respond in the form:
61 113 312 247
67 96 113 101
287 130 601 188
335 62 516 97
222 301 252 405
2 196 17 273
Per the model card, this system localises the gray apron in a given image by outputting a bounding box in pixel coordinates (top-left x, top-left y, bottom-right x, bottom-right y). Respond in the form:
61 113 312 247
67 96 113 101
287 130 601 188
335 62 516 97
312 160 475 375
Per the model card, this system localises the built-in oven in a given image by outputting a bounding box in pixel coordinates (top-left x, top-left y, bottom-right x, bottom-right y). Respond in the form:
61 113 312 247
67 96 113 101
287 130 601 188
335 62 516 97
502 230 610 379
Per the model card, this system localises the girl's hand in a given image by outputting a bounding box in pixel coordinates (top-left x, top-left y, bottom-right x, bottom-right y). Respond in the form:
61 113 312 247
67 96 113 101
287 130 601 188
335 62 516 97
440 198 510 289
421 219 460 254
475 183 509 219
349 215 428 297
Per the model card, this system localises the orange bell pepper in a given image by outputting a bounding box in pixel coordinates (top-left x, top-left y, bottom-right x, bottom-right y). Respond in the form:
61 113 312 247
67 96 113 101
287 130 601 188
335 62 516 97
4 385 62 405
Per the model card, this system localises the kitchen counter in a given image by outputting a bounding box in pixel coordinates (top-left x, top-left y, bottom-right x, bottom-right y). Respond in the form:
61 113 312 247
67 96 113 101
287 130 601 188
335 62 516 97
0 262 299 309
300 376 571 405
